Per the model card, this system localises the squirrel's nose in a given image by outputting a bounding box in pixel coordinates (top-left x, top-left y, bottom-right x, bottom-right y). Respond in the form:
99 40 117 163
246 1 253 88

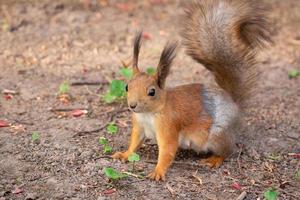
130 103 137 109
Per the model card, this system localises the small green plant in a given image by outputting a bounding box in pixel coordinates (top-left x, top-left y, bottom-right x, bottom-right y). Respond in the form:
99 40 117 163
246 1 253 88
106 123 118 135
99 136 108 145
103 145 113 154
119 67 133 79
31 132 40 141
146 67 156 75
103 67 133 103
59 81 70 94
264 188 278 200
128 152 140 162
103 80 126 103
296 170 300 181
128 152 140 171
288 69 299 78
99 136 113 154
103 93 116 103
103 167 127 180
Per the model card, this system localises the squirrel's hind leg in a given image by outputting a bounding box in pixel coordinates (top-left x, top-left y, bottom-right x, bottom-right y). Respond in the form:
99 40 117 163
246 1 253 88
199 155 225 168
199 131 233 168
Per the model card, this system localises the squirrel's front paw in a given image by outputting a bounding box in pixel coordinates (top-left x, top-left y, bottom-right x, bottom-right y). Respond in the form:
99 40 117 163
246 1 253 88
147 169 166 181
111 151 129 163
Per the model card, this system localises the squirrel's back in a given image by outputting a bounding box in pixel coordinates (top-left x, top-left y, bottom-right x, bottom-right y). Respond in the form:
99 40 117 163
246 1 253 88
181 0 272 106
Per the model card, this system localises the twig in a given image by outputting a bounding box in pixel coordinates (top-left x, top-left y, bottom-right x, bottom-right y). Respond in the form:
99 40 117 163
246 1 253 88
84 85 99 97
121 59 132 68
123 171 144 179
236 143 244 173
165 183 176 197
73 124 107 137
192 170 203 185
98 108 129 118
2 89 18 95
10 20 28 32
12 119 34 126
107 108 129 122
288 39 300 45
49 107 88 112
71 81 108 86
235 191 247 200
72 107 128 137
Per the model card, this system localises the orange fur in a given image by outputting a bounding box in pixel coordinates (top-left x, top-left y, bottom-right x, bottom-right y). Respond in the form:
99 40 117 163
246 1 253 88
111 115 143 162
200 155 225 168
113 81 217 181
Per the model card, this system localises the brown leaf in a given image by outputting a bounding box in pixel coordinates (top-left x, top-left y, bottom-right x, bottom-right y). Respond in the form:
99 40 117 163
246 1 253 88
231 182 242 190
4 94 13 100
102 188 116 195
288 153 300 158
0 120 9 127
12 187 23 194
71 109 88 117
142 32 152 40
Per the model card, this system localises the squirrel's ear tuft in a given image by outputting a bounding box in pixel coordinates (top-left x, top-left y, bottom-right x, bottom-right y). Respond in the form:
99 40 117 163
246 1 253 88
133 31 143 74
156 41 178 88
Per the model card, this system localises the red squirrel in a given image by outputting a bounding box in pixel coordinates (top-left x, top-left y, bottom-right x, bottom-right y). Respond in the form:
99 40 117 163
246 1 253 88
112 0 272 181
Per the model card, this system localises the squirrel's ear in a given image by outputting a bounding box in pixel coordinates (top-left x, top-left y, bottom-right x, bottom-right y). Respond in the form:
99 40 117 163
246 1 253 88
132 31 143 74
156 41 178 88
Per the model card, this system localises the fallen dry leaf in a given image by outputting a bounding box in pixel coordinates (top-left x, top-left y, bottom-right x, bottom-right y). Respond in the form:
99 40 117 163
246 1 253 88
0 120 9 127
12 187 23 194
231 182 242 190
288 153 300 158
4 94 13 100
71 109 88 117
142 32 152 40
102 188 116 195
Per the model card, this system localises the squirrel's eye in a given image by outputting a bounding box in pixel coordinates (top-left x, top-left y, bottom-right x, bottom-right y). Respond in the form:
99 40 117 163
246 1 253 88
125 84 128 92
148 88 156 96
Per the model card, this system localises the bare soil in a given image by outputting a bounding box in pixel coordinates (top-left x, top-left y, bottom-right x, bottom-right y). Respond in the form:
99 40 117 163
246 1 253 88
0 0 299 199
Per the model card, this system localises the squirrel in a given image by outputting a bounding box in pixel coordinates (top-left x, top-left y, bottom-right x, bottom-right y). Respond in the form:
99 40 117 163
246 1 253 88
112 0 272 181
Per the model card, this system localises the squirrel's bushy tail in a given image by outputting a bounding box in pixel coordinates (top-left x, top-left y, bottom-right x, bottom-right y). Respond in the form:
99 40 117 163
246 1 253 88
181 0 272 105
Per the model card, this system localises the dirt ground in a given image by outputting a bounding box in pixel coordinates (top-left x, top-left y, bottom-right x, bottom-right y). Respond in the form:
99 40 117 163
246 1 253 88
0 0 299 199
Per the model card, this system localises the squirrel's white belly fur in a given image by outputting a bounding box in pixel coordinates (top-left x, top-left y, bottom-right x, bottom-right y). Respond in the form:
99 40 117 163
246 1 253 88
134 90 238 153
135 113 205 152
